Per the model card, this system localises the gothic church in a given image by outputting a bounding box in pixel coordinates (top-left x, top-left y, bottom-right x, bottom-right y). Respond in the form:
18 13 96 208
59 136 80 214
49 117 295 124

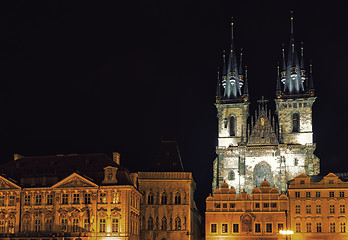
213 14 320 194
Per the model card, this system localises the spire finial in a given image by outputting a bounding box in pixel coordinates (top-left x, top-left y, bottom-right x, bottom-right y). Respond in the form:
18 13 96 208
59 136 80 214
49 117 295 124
239 48 243 74
290 11 294 37
276 64 282 95
308 60 314 94
231 17 234 40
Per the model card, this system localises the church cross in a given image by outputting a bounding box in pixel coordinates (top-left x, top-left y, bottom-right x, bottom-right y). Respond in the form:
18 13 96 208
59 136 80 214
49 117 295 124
257 96 269 105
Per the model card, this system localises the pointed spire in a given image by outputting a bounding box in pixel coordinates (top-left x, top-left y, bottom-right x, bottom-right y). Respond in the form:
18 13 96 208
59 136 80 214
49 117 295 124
281 45 286 71
300 42 305 69
290 11 294 40
243 66 249 96
276 64 282 95
222 50 227 76
308 61 315 95
216 67 222 100
239 48 243 75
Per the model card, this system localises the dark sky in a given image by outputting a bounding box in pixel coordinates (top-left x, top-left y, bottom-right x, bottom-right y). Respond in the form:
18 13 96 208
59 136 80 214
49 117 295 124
1 1 348 213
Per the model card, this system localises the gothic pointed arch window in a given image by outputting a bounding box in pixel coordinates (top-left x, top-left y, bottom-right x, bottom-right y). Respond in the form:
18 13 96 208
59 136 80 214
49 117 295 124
161 217 167 230
292 113 300 132
175 217 181 230
147 192 154 205
175 192 181 205
230 116 236 136
148 217 154 230
161 192 167 205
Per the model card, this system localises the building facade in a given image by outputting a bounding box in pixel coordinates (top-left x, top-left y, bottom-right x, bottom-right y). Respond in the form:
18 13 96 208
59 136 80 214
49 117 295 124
138 140 202 240
213 14 319 194
0 153 141 240
288 173 348 239
206 180 289 239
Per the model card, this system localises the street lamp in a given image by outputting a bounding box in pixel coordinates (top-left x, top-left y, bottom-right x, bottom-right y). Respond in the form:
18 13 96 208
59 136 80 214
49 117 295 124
279 229 293 240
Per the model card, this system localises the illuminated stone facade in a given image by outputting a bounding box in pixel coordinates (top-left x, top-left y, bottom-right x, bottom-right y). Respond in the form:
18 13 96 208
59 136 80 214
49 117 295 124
213 16 319 194
288 173 348 239
138 172 201 240
0 153 141 240
206 181 289 239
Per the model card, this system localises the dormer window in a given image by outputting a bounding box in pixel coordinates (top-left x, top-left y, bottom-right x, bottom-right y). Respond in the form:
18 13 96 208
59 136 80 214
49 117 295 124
102 166 118 184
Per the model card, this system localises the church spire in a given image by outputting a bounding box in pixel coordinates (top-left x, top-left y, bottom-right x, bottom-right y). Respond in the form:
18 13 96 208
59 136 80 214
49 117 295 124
216 68 222 101
276 65 282 97
243 66 249 101
308 62 315 95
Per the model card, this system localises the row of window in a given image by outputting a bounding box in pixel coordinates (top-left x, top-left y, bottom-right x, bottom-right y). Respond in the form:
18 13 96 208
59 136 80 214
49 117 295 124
294 191 344 198
147 217 183 231
147 192 182 205
211 222 283 234
283 102 307 109
0 220 15 234
295 222 346 233
215 202 278 209
295 204 345 214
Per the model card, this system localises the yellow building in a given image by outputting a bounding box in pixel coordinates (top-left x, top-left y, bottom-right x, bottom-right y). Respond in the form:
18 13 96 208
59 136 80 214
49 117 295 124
288 173 348 240
206 180 289 240
0 152 141 240
138 141 202 240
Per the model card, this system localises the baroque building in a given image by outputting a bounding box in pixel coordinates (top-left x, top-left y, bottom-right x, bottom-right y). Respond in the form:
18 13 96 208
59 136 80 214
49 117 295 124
138 141 202 240
213 14 320 194
0 152 141 240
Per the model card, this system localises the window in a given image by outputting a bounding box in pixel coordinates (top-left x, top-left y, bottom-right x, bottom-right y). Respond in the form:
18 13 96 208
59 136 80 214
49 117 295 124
278 223 284 231
8 195 15 206
148 193 154 204
34 219 41 232
147 217 153 230
230 116 235 136
329 180 334 184
330 205 335 213
306 223 311 232
175 217 181 230
306 205 311 214
316 191 321 197
23 219 30 232
62 193 68 204
35 194 42 205
47 194 53 205
230 203 236 208
223 203 227 208
228 170 235 180
73 193 80 204
295 223 301 232
266 223 272 233
329 191 334 197
233 223 239 233
316 205 321 214
61 219 68 231
72 219 79 232
215 203 221 208
293 103 297 108
295 192 300 198
300 180 305 184
83 219 90 232
306 192 311 198
341 222 346 233
271 203 277 208
340 205 345 213
295 205 300 213
99 219 106 233
45 219 52 232
316 222 322 232
161 192 167 204
175 192 181 204
99 193 107 204
255 223 261 233
84 193 91 204
292 113 299 132
112 218 119 232
24 195 30 206
222 223 228 233
330 223 335 233
263 203 269 208
8 220 14 234
161 217 167 230
211 223 217 233
255 203 260 208
0 221 4 233
340 191 345 197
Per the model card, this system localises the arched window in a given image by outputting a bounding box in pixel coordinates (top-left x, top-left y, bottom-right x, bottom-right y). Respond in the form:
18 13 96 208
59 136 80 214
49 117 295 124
148 217 153 230
175 217 181 230
292 113 300 132
161 217 167 230
228 170 235 180
230 116 235 136
147 193 154 205
175 192 181 205
161 192 167 205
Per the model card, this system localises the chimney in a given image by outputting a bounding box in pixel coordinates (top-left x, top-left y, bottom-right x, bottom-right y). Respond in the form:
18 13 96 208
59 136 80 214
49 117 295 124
113 152 120 165
14 154 23 161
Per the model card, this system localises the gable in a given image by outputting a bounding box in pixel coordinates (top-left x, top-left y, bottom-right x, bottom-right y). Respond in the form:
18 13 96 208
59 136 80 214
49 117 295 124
52 173 98 188
0 176 21 190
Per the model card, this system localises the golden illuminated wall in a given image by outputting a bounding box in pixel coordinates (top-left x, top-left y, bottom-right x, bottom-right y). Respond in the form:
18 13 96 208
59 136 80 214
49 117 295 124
138 172 201 240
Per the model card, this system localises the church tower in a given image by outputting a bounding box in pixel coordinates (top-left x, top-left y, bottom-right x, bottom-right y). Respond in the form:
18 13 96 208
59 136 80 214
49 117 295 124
213 19 249 191
213 13 320 193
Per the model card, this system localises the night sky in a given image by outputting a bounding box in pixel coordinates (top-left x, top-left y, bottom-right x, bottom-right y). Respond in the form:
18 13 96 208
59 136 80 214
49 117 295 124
1 1 348 213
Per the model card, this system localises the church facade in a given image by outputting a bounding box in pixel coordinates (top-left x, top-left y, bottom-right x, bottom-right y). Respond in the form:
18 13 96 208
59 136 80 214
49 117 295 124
213 15 320 194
